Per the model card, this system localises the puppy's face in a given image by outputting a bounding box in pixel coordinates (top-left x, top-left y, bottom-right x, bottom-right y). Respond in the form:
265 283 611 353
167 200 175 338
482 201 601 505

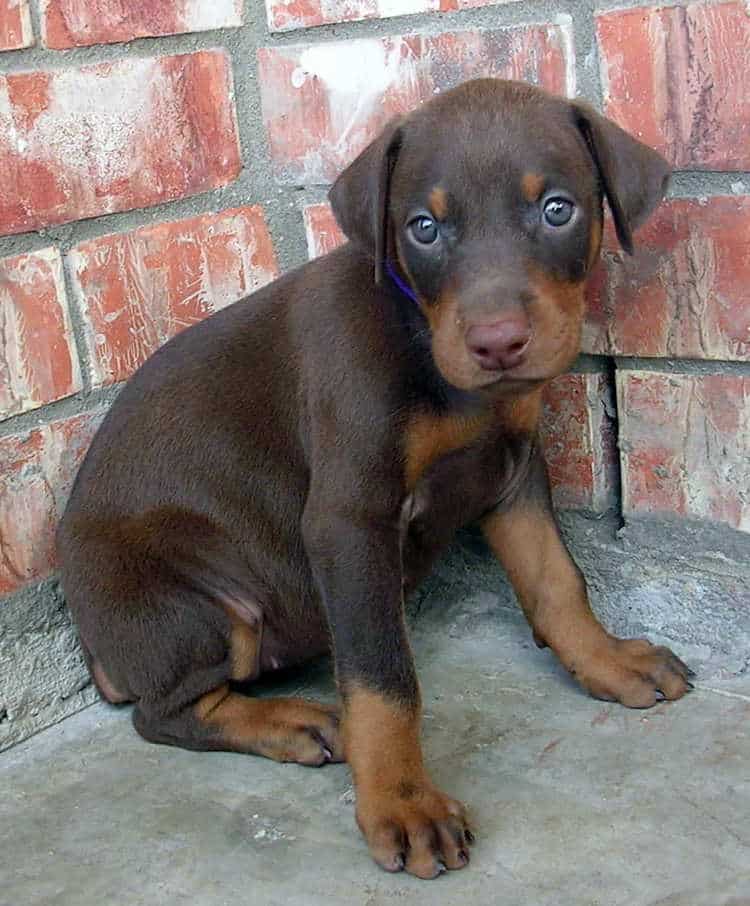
330 79 670 394
390 91 601 390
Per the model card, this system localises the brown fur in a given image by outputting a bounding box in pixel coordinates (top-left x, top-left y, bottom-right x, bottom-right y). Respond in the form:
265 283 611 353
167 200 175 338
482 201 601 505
58 78 685 880
404 410 490 489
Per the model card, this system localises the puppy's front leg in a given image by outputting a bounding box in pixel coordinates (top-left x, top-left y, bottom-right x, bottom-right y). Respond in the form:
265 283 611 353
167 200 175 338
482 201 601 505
302 499 472 879
481 451 693 708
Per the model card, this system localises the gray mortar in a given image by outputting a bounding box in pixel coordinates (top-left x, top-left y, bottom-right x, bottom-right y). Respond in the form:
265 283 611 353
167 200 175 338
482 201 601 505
1 0 748 749
0 577 98 751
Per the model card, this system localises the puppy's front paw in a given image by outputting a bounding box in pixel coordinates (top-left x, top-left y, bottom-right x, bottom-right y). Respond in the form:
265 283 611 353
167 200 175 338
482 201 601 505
575 637 694 708
357 783 473 879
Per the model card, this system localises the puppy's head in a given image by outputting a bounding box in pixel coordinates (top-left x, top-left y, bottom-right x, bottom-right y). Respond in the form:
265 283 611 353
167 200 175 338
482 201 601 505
329 79 670 392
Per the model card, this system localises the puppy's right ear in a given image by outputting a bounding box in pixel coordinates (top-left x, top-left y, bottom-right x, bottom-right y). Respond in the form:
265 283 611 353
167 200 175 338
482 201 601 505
328 118 404 285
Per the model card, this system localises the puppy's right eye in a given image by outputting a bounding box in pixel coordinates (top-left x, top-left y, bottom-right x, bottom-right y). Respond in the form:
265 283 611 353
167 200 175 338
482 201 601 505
409 215 439 245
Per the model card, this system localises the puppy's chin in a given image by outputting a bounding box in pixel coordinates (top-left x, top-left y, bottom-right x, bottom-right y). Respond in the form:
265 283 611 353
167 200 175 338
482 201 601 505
430 346 566 393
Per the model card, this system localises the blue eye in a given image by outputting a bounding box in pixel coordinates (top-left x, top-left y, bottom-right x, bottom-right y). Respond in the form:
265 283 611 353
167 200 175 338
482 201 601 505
543 197 574 227
409 215 439 244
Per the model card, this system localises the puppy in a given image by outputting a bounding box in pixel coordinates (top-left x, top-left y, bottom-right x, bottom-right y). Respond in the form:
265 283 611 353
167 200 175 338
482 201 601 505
58 78 691 879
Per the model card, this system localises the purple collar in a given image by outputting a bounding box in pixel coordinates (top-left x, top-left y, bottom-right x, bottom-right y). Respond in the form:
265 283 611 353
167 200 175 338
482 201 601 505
385 260 419 304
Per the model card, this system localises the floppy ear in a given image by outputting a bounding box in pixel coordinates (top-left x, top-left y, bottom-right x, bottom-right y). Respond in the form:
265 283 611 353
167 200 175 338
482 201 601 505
572 102 671 255
328 119 404 284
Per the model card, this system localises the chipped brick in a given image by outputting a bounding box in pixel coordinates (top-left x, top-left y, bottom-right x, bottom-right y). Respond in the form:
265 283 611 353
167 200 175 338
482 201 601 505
618 371 750 532
258 26 572 184
0 410 105 595
596 2 750 169
69 207 278 387
0 247 82 420
540 373 618 512
585 197 750 362
0 51 242 236
41 0 243 50
0 0 33 51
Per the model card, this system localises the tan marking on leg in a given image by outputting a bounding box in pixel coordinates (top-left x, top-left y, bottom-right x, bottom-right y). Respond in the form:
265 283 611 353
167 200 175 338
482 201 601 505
217 596 263 681
481 505 692 707
229 622 260 681
195 684 232 721
344 685 472 878
521 172 545 203
343 686 424 792
194 688 343 764
428 186 448 220
92 660 131 704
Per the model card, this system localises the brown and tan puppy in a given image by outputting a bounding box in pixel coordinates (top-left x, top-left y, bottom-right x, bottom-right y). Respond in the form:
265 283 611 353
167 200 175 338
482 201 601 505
58 79 692 880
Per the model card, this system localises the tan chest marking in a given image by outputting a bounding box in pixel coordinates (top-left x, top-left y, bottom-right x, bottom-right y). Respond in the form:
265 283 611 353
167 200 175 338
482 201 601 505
404 411 490 490
494 389 544 436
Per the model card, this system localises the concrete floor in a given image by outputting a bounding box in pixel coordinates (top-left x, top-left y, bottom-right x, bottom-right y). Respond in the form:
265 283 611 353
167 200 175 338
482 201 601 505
2 585 749 906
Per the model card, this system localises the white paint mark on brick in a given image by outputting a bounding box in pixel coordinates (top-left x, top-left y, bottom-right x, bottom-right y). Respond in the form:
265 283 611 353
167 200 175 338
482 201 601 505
15 62 151 185
297 38 410 150
555 14 577 98
375 0 436 16
185 0 243 30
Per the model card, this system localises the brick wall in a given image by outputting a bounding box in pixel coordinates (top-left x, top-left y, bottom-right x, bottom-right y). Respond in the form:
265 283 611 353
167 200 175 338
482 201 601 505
1 0 748 746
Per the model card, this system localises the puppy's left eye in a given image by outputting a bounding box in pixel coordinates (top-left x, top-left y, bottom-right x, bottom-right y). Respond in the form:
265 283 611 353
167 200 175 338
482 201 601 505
409 215 439 245
543 197 574 227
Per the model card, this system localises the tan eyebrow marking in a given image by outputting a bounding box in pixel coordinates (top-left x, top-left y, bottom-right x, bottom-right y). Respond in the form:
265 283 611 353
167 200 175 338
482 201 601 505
521 172 545 203
428 186 448 220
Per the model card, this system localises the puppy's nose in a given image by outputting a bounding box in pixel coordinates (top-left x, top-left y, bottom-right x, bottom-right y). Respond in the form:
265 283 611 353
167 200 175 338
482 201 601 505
466 316 531 371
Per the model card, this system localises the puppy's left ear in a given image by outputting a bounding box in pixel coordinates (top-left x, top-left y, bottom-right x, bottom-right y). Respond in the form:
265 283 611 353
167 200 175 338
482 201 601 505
328 118 404 284
572 102 671 255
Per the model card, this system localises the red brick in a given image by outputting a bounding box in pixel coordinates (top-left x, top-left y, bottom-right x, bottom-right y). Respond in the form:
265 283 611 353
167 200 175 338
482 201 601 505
0 51 241 237
584 197 750 362
0 0 32 50
596 2 750 169
0 248 82 421
265 0 510 32
303 202 346 258
0 410 105 595
69 206 278 388
540 373 618 512
258 25 572 184
618 371 750 532
41 0 243 50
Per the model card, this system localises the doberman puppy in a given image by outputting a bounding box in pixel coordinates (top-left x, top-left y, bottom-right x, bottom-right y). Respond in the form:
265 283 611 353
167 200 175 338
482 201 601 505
58 78 692 879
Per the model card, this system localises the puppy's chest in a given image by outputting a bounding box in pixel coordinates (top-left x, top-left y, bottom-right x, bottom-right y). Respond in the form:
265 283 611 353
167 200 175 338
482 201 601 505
403 395 542 494
403 411 490 492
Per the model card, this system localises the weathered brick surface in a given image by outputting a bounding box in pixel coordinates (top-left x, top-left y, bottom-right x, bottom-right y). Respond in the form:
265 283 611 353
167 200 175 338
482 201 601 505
618 372 750 532
540 373 618 512
69 207 278 387
596 2 750 170
0 51 241 237
258 25 572 184
303 202 346 258
585 197 750 362
0 248 82 420
0 0 32 50
41 0 243 50
0 410 105 595
265 0 511 32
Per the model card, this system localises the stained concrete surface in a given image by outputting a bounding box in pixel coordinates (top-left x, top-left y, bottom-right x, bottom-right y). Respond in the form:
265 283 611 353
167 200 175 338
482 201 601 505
2 558 749 906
